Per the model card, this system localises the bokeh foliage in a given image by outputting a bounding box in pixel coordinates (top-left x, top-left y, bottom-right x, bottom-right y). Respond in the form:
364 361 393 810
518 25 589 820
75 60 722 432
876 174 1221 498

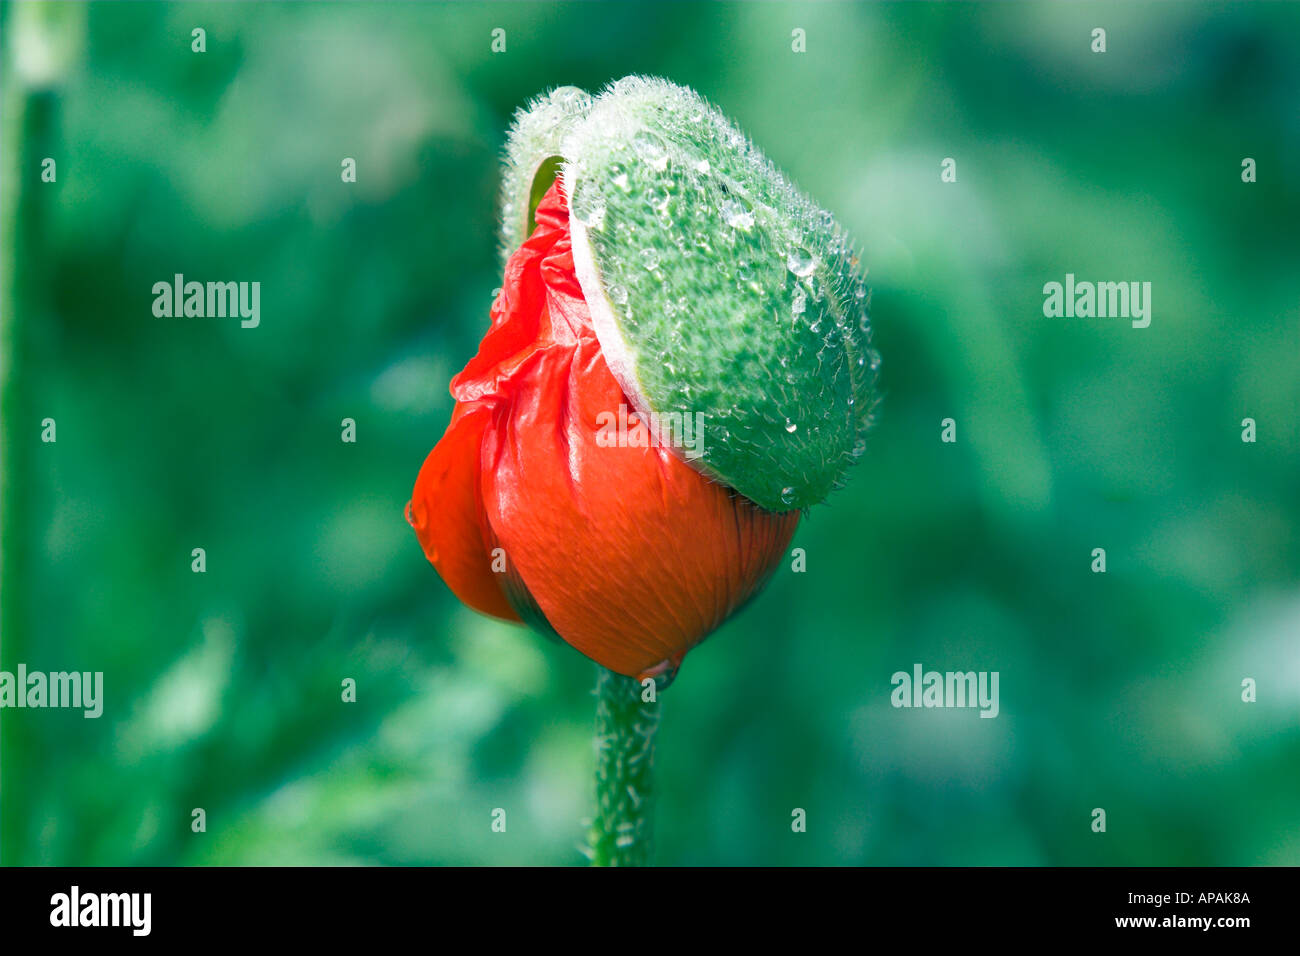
1 1 1297 865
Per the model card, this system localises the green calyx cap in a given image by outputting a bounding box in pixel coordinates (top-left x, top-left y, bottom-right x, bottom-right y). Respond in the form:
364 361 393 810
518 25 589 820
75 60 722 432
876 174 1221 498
500 76 878 512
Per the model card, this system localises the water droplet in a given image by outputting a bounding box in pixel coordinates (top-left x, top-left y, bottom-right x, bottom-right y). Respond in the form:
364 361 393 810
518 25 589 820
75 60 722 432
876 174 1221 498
852 438 868 458
722 198 754 231
785 419 798 433
854 284 867 300
609 162 631 192
551 87 590 112
859 313 871 333
780 486 796 505
694 158 711 174
640 248 660 270
633 133 669 172
646 183 674 216
609 285 629 306
786 247 816 277
572 191 606 230
792 285 807 315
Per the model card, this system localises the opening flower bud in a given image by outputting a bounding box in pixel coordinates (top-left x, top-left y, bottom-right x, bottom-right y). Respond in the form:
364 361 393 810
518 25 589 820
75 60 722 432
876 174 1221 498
408 76 877 679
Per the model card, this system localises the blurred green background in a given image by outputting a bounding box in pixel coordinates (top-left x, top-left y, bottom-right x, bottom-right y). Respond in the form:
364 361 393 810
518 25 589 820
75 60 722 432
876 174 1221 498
2 1 1297 866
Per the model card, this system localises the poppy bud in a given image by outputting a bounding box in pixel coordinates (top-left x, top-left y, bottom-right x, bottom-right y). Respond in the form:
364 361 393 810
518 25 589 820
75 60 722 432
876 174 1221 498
409 76 877 680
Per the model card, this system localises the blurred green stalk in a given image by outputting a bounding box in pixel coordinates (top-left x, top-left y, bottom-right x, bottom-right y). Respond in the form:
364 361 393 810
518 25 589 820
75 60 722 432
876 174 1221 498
0 0 84 865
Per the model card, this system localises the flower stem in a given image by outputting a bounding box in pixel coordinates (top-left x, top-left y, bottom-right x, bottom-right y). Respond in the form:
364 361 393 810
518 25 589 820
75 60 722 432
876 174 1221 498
588 666 659 866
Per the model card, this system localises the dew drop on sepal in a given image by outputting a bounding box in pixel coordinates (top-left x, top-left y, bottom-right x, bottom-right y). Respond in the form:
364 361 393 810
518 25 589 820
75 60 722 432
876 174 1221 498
722 198 755 231
633 132 669 172
786 246 815 277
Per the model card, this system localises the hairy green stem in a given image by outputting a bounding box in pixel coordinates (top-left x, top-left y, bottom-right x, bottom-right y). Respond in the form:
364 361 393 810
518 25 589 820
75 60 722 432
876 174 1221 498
588 666 659 866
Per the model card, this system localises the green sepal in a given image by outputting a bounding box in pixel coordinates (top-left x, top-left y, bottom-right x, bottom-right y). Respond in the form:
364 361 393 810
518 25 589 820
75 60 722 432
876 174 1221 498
500 76 879 511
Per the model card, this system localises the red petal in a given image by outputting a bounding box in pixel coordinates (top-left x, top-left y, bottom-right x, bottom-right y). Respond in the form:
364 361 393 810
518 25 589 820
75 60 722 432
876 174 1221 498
482 351 798 676
408 402 519 622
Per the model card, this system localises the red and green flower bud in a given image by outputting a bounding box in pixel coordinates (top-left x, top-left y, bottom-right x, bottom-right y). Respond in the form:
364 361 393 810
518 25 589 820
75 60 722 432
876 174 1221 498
409 76 877 680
